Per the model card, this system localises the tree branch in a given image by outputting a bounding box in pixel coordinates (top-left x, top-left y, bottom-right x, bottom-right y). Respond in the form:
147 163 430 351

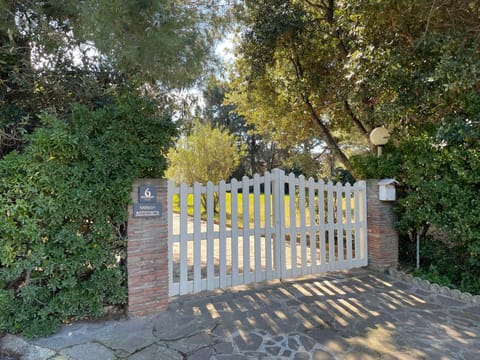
343 100 371 143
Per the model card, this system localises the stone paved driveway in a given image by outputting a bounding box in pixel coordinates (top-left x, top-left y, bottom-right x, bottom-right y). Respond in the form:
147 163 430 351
3 268 480 359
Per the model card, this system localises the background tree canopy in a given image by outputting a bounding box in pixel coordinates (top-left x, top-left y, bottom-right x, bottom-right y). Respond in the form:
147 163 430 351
0 0 225 156
227 0 480 174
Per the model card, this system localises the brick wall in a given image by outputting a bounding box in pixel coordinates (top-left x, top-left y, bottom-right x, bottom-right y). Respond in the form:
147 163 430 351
366 179 399 271
127 179 168 317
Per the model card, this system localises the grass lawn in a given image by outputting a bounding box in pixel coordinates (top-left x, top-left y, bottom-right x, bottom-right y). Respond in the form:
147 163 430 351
171 193 354 228
172 193 272 228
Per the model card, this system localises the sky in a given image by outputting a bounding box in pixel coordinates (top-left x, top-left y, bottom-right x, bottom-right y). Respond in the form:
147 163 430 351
215 31 238 66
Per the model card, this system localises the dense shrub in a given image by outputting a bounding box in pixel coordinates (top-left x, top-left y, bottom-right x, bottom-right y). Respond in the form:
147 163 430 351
352 94 480 294
0 91 176 338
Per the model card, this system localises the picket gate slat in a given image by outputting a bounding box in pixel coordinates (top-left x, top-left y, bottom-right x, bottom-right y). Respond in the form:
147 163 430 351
289 172 297 278
193 182 202 293
298 175 307 275
336 182 344 270
273 169 285 278
206 181 215 291
308 177 316 273
253 174 262 281
318 182 327 272
326 181 335 272
264 172 273 280
219 180 227 288
242 176 251 284
345 183 353 269
230 178 240 286
179 183 188 295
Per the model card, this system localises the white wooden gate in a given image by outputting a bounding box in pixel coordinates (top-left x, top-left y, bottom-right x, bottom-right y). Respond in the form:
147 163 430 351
168 169 367 297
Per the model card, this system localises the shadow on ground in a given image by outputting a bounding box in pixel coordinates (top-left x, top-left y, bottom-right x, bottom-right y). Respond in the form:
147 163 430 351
3 268 480 359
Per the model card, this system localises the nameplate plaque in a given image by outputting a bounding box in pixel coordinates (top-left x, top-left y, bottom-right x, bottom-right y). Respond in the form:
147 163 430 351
133 203 162 218
134 185 161 217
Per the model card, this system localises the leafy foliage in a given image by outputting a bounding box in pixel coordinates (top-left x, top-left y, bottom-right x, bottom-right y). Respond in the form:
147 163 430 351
229 0 480 175
0 0 219 87
0 90 176 338
201 77 292 177
0 0 225 158
166 121 243 187
352 93 480 294
228 0 377 172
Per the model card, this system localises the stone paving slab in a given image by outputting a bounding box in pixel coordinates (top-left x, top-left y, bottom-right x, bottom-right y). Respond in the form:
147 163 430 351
3 268 480 359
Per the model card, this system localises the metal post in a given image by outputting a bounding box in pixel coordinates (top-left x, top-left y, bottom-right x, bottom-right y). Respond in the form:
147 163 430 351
416 231 420 269
377 145 383 157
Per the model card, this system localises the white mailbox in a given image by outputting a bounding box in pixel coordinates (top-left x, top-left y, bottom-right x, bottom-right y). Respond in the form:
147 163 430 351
378 179 399 201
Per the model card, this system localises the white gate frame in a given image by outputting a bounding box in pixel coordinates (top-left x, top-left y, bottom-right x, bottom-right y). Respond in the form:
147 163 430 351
168 169 367 296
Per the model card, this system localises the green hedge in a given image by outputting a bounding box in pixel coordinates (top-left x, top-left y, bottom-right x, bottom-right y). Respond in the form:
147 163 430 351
0 91 176 338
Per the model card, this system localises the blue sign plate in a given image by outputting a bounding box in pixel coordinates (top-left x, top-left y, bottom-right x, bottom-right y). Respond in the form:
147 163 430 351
133 203 162 217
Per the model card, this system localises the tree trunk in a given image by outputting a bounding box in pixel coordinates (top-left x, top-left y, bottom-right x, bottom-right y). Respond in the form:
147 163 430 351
304 98 354 174
343 100 371 144
289 45 354 175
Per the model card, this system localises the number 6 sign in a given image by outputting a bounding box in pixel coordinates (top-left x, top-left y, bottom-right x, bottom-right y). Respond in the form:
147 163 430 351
139 185 157 203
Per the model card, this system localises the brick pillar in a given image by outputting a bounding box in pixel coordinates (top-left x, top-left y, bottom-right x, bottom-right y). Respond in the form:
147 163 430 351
366 179 399 271
127 178 168 317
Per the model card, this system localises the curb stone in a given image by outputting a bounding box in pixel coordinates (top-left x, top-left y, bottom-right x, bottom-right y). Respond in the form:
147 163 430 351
388 267 478 304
